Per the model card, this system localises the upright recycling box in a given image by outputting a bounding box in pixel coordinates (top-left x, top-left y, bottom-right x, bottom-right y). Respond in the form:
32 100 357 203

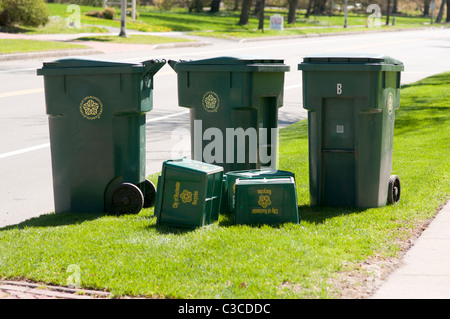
37 58 166 214
298 53 403 208
234 177 299 225
169 56 290 173
154 158 223 228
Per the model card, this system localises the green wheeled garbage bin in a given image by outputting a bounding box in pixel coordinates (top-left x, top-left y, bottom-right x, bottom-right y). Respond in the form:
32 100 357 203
298 53 403 208
154 158 223 228
169 56 290 173
37 58 166 214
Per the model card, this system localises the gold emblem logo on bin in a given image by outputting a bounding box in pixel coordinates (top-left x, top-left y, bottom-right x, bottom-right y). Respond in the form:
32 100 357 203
80 96 103 120
258 194 272 209
202 91 219 112
387 92 394 115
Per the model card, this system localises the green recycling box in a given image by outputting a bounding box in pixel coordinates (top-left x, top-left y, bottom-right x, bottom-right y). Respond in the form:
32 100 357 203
155 158 223 228
234 177 299 225
37 58 166 214
298 53 403 208
169 56 290 173
222 168 295 214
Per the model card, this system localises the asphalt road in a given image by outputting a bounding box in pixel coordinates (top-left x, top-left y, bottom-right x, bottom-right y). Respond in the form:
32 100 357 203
1 27 449 227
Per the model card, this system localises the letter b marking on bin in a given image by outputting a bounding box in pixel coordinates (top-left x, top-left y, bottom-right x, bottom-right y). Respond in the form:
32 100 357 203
337 83 342 95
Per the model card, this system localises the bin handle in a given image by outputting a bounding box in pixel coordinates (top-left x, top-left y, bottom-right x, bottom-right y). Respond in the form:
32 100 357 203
168 59 189 73
141 59 166 88
142 59 166 77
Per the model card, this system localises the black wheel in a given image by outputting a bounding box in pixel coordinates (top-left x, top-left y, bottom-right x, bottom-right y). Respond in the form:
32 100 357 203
143 179 156 208
387 175 401 205
110 183 144 215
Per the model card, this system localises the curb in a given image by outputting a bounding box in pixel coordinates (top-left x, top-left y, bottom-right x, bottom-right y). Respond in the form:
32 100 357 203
0 280 112 299
0 48 102 62
0 41 211 62
225 25 450 43
151 41 212 50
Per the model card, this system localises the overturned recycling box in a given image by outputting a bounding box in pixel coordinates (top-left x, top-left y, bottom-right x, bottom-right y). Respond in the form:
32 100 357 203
234 177 299 225
154 158 223 228
222 168 295 214
169 56 290 173
37 58 166 214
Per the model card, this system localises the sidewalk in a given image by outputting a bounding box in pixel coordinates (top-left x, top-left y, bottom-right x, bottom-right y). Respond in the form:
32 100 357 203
371 199 450 299
0 280 112 299
0 27 213 61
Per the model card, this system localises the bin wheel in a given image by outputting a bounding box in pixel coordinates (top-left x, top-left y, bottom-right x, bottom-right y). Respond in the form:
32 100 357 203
143 179 156 208
110 183 144 215
387 175 401 205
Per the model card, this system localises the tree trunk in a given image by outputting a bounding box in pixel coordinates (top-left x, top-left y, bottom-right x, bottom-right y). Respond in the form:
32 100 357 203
435 0 445 22
447 0 450 22
386 0 391 25
258 0 265 30
392 0 399 13
210 0 221 13
232 0 239 11
288 0 299 24
424 0 431 16
254 0 263 16
191 0 203 13
314 0 327 14
238 0 252 25
305 0 313 18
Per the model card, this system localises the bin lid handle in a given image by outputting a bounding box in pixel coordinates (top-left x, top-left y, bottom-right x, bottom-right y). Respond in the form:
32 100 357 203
168 59 190 73
142 59 166 76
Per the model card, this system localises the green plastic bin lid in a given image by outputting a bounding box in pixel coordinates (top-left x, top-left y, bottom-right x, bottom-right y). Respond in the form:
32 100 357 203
163 158 223 174
236 177 295 186
298 53 404 71
169 55 290 72
37 57 166 76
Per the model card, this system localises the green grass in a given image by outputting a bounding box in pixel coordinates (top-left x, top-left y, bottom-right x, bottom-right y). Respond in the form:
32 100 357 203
1 3 438 41
0 15 109 34
42 4 435 36
75 34 192 44
0 39 88 54
0 72 449 298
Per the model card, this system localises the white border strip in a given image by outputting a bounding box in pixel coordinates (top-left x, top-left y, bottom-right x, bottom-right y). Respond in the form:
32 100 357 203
0 143 50 159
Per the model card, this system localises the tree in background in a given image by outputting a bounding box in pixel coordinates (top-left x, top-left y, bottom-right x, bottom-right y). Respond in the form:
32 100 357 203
188 0 204 12
238 0 252 24
434 0 445 22
305 0 328 17
287 0 299 24
447 0 450 22
257 0 265 30
0 0 49 27
210 0 221 12
386 0 391 24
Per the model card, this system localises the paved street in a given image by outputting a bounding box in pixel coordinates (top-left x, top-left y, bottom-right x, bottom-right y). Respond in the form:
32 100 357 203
1 27 449 228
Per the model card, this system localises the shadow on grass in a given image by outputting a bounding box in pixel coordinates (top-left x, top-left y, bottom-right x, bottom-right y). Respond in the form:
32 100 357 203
400 73 450 89
75 36 114 42
298 205 366 224
0 204 367 234
138 11 250 32
0 212 110 231
0 26 33 34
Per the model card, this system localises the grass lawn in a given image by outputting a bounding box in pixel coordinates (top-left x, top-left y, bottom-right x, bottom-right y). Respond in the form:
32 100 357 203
0 39 88 54
0 15 109 34
43 3 435 36
0 72 448 298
